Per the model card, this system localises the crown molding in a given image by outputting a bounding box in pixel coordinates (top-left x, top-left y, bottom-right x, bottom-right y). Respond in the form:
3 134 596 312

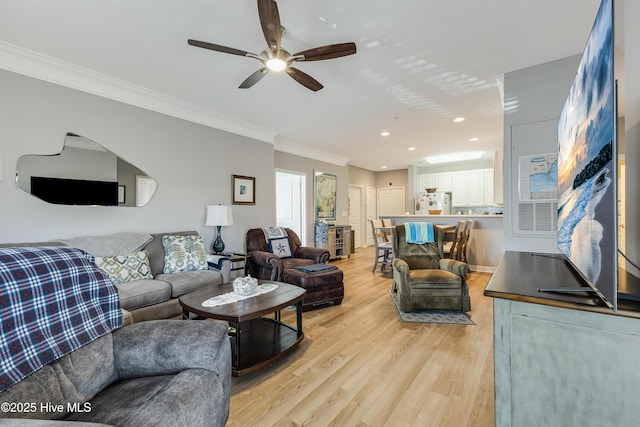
274 138 350 167
0 41 278 144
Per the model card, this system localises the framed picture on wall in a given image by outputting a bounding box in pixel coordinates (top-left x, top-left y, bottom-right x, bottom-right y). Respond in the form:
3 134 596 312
314 171 337 221
232 175 255 205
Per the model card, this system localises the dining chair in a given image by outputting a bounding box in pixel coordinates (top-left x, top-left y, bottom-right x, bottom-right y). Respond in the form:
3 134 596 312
456 219 473 262
370 219 393 272
381 218 394 242
443 220 465 259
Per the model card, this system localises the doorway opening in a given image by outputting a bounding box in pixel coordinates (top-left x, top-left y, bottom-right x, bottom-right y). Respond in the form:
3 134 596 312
276 170 307 244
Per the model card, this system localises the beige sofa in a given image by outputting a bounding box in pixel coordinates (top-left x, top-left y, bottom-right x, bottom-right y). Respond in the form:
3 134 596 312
114 231 223 323
2 231 224 324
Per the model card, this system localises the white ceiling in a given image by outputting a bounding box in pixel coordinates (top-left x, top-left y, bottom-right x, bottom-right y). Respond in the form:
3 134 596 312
0 0 602 171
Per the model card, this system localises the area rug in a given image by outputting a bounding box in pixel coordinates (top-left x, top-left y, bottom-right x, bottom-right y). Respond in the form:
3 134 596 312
389 291 474 325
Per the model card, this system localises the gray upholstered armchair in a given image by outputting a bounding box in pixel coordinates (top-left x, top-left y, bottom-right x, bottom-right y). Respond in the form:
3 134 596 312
391 224 471 312
245 227 329 281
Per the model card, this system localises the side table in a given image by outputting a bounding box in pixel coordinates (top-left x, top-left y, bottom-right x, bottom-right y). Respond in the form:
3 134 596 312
207 253 247 282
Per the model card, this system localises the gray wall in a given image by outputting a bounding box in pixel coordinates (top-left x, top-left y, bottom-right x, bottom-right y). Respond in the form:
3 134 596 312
502 55 581 253
502 0 640 277
274 151 349 247
348 165 376 189
0 69 276 253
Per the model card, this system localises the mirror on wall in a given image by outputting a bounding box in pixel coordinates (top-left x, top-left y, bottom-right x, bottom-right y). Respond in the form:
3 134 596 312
15 133 157 206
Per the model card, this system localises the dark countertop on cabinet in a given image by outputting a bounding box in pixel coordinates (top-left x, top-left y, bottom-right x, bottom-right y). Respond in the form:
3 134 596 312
483 251 640 319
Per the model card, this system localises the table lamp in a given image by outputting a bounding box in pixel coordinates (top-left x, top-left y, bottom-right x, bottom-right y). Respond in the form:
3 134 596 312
205 205 233 254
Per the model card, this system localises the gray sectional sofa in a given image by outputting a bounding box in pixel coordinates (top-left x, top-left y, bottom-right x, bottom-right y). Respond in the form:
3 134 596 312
114 231 223 323
1 230 224 324
0 241 231 426
0 321 231 426
60 230 224 323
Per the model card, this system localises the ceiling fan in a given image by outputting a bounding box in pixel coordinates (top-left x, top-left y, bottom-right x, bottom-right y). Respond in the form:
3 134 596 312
187 0 356 91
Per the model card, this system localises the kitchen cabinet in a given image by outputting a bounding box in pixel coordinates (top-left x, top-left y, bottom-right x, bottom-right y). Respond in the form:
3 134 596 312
467 169 485 206
451 171 468 206
417 172 452 192
452 169 493 207
484 168 494 205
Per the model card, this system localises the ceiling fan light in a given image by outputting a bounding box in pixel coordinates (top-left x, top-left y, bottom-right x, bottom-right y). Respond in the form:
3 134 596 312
266 58 287 71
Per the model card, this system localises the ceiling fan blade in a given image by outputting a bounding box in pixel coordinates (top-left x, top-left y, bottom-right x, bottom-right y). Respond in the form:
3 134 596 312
286 67 323 91
239 68 269 89
257 0 282 53
294 42 357 61
187 39 251 57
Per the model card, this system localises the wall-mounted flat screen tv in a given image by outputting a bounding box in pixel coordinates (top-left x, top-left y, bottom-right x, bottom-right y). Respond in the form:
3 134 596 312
557 0 616 310
31 176 118 206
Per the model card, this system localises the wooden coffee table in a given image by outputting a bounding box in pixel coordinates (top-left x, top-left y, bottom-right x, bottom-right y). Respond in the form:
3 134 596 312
179 281 306 377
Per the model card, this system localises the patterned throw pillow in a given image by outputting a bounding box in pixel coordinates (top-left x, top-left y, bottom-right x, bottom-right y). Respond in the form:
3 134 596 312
268 237 293 258
162 235 208 273
95 251 153 284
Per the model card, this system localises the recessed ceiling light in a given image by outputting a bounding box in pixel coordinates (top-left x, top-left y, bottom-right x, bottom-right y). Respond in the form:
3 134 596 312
425 151 482 164
381 166 388 169
470 137 479 142
318 16 327 22
453 117 465 123
408 147 416 151
380 131 390 136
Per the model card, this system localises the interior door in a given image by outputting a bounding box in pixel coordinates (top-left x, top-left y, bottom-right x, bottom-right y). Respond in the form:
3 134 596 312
377 187 406 217
276 171 305 243
348 185 363 248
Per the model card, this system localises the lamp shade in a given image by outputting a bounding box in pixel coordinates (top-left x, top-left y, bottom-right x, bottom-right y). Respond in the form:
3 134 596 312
205 205 233 226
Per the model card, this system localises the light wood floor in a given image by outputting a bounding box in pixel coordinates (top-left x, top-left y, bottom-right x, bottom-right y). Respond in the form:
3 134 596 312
228 247 495 427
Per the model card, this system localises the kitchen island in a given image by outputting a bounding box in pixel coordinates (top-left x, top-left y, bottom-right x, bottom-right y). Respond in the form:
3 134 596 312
380 214 503 272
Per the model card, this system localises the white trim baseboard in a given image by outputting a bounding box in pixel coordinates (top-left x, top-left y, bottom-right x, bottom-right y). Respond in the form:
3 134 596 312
469 265 496 274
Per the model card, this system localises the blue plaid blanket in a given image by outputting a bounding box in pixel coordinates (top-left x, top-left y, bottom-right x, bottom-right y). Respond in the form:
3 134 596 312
0 246 122 392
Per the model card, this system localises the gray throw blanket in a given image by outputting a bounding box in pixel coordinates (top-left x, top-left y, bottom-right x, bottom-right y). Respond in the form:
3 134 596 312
57 232 153 256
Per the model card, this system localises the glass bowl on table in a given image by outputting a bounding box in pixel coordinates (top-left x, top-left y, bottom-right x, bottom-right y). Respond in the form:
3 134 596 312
233 276 258 296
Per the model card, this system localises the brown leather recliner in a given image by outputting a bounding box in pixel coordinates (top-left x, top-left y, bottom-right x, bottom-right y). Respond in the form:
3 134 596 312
245 228 329 281
245 228 343 310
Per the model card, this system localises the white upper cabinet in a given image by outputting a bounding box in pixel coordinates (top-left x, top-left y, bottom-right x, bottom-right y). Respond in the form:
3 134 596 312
417 172 452 192
418 174 435 191
467 169 485 206
420 168 494 207
450 168 494 207
451 171 468 206
483 168 494 205
435 172 453 192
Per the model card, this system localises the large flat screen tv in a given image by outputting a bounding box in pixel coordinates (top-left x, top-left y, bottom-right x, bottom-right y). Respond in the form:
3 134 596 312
557 0 617 310
31 176 118 206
